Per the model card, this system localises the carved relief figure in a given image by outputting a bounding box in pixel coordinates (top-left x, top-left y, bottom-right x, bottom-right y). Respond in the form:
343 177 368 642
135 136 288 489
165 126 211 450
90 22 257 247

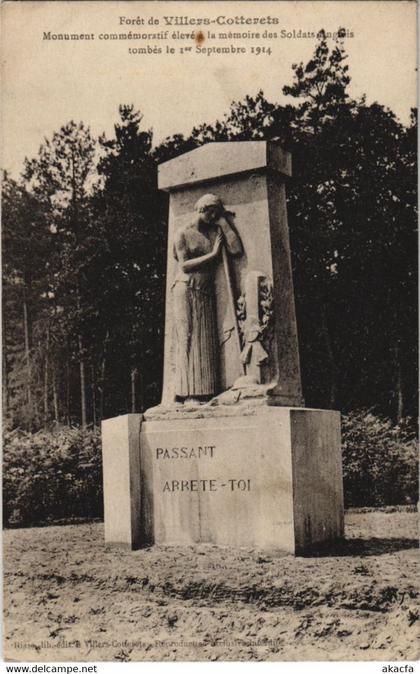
235 272 274 388
173 194 243 404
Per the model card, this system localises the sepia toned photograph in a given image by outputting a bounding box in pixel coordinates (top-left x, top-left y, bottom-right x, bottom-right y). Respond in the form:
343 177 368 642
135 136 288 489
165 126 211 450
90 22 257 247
1 0 418 664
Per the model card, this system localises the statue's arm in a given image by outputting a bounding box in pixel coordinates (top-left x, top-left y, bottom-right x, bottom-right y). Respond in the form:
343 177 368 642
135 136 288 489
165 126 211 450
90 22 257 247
174 228 223 273
218 213 243 256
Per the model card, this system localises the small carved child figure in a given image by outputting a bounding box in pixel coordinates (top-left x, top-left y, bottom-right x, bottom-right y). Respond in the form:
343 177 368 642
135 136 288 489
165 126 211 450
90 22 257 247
173 194 243 405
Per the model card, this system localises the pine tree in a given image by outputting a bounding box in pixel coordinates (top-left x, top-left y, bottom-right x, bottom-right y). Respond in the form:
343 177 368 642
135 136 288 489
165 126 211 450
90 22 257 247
2 174 51 428
92 105 166 414
23 121 97 427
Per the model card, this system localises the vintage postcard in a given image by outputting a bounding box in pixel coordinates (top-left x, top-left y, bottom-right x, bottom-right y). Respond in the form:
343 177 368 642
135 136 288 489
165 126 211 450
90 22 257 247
2 0 418 665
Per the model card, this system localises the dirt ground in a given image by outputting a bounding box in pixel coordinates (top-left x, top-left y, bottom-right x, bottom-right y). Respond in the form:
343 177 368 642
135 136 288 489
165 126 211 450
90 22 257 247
3 510 419 662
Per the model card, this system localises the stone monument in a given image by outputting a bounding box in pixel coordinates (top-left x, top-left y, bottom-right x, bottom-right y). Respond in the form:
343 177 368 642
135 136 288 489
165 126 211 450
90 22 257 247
102 141 344 554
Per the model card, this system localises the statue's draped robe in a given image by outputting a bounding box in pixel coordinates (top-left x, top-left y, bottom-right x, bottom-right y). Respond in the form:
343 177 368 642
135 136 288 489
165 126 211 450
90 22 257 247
173 227 219 398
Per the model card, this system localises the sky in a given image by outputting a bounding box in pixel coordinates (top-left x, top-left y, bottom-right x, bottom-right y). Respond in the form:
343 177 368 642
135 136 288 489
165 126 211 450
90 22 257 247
1 0 417 178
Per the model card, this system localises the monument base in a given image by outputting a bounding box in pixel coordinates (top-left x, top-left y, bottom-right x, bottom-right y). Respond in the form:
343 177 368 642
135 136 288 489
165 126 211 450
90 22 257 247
102 407 344 555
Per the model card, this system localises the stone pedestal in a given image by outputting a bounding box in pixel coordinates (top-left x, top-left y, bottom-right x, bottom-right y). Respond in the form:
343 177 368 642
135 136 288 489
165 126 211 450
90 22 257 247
101 414 142 548
102 408 344 554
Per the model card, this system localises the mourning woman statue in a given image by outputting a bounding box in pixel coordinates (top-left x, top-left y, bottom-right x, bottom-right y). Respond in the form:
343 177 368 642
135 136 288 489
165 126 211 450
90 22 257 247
173 194 243 404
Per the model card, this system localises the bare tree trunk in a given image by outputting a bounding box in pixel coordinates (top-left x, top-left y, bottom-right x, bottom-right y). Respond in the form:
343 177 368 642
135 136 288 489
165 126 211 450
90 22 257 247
23 287 32 406
43 325 50 425
395 342 404 422
51 296 59 424
98 364 105 421
3 343 9 419
52 370 59 423
321 303 338 409
66 356 71 425
130 367 138 413
138 368 144 413
91 363 97 427
98 330 109 422
79 335 87 428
